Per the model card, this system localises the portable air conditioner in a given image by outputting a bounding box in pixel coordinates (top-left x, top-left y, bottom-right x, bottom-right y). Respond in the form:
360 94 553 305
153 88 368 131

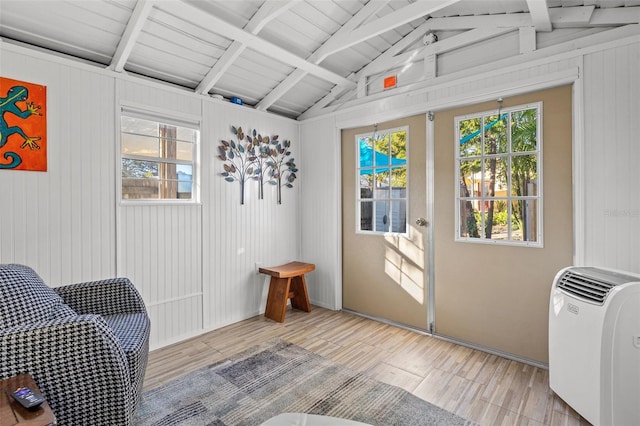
549 266 640 426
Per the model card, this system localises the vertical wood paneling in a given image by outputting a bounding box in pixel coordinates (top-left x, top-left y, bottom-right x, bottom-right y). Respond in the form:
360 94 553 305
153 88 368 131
299 117 341 309
582 42 640 273
119 205 203 349
116 80 205 348
201 101 300 330
0 50 116 285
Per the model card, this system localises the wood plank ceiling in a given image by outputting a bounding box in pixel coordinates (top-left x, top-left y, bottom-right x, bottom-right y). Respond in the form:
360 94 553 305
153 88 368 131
1 0 639 119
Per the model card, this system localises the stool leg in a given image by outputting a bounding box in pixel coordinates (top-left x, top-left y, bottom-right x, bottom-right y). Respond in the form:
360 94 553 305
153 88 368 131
290 274 311 312
265 277 291 322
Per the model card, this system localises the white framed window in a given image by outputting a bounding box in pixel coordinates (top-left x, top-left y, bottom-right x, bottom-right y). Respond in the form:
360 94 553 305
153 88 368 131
455 103 542 246
120 107 199 202
356 126 408 234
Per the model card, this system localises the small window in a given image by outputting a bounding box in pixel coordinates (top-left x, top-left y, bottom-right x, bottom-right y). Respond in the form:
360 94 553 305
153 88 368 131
120 109 199 201
455 103 542 246
356 126 408 234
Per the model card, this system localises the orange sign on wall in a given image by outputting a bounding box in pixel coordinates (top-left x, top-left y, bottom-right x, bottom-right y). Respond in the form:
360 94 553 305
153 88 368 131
383 75 397 90
0 77 47 171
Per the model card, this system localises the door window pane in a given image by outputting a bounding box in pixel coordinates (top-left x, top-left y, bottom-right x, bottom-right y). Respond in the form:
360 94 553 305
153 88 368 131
356 126 408 234
455 103 542 246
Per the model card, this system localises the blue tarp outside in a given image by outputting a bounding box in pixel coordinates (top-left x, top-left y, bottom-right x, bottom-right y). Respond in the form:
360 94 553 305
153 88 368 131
459 113 507 145
359 139 406 175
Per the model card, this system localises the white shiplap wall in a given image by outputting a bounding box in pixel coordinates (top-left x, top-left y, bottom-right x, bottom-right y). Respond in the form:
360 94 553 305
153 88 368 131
0 48 117 285
299 118 340 310
582 43 640 274
116 79 205 348
1 43 303 350
201 101 301 330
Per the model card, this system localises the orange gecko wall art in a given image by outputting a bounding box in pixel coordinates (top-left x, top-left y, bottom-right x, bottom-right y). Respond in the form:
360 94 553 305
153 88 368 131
0 77 47 171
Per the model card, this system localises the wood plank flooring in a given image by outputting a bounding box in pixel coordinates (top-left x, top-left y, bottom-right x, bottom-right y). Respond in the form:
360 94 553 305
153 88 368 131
143 307 590 426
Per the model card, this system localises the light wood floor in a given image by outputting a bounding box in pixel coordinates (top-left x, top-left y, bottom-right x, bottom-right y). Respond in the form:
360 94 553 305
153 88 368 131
144 306 590 426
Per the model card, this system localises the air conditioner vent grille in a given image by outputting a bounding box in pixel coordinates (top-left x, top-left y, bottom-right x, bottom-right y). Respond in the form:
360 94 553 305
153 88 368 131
557 271 615 304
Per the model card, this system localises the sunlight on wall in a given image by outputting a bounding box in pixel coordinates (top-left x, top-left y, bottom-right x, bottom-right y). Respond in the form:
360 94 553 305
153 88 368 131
384 226 425 303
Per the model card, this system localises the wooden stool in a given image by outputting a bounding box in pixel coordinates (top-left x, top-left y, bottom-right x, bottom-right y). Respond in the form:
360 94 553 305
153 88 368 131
259 261 315 322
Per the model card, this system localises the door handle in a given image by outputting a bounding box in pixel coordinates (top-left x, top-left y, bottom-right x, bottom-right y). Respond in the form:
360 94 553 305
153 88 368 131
415 217 428 227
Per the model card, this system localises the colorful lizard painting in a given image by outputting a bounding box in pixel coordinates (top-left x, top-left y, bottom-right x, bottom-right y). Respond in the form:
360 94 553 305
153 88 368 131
0 77 47 171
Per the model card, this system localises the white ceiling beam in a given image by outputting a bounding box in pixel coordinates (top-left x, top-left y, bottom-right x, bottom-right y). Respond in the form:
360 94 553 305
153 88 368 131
415 6 597 30
255 0 390 110
587 7 640 25
299 8 639 120
356 26 514 79
245 0 293 34
315 0 463 59
428 27 515 55
195 0 294 95
109 0 154 72
526 0 552 32
298 20 436 120
196 42 245 95
175 0 355 89
549 5 595 28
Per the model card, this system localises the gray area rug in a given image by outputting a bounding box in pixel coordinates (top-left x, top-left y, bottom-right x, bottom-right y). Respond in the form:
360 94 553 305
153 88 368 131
134 339 473 425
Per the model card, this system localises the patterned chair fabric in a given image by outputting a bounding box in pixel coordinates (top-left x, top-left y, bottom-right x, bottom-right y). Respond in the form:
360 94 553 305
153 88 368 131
0 264 150 425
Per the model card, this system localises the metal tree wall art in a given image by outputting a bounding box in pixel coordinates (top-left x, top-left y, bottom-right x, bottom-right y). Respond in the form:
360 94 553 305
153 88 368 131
218 126 256 205
265 138 297 205
250 129 275 200
218 125 297 205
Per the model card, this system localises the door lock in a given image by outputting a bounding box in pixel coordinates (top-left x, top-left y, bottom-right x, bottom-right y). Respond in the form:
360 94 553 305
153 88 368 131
415 217 428 227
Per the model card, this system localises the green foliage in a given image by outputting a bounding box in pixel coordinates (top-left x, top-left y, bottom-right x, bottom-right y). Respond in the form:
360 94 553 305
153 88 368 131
458 107 538 240
372 129 407 188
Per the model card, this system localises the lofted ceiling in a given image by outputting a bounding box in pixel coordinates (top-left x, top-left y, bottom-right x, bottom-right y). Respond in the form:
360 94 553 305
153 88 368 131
1 0 639 120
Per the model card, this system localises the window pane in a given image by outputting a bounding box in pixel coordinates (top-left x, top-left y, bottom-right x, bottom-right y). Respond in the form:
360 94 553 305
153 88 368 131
455 104 541 246
459 117 481 157
460 159 481 197
390 200 407 233
374 201 389 232
176 141 193 161
511 154 538 196
375 133 390 166
459 200 481 238
482 157 507 197
177 165 193 199
121 113 198 202
122 178 159 200
390 130 407 190
374 171 390 199
121 116 158 137
360 201 373 231
484 114 507 154
391 166 406 198
511 199 537 242
511 108 537 152
160 180 179 199
122 133 159 157
122 159 158 178
487 199 509 240
177 127 197 143
360 172 373 199
359 137 374 167
356 126 408 234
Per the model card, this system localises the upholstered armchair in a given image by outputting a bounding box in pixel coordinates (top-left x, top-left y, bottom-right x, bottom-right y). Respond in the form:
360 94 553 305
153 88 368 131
0 264 150 425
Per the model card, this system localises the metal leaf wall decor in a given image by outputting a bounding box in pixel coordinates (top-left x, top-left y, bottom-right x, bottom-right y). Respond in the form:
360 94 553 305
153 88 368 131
218 125 297 205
